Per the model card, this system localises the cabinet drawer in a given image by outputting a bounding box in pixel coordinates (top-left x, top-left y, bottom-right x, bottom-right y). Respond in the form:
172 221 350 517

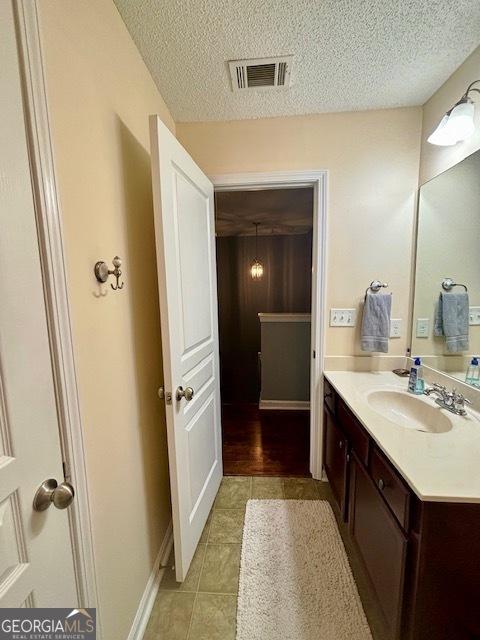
337 398 369 465
350 456 407 640
370 447 410 530
324 378 336 416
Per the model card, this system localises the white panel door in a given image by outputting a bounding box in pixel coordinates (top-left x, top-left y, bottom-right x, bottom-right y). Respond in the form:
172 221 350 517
150 116 223 581
0 1 77 607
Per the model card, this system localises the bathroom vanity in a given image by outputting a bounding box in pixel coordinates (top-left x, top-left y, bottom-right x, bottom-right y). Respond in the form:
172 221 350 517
323 372 480 640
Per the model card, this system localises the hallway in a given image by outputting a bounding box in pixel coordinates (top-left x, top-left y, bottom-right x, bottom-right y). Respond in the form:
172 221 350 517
221 404 310 476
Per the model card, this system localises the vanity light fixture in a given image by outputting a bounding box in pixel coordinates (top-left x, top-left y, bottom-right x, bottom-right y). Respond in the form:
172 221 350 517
250 222 264 280
428 80 480 146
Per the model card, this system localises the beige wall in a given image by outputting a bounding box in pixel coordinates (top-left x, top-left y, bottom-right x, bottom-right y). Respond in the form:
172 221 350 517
35 0 475 630
420 46 480 184
178 108 423 356
37 1 173 638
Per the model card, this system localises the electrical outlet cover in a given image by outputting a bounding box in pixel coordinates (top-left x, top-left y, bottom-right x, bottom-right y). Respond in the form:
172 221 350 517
469 306 480 326
390 318 401 338
416 318 429 338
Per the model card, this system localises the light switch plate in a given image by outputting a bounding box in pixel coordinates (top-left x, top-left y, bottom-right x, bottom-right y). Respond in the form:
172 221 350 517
390 318 401 338
469 307 480 326
416 318 429 338
330 308 356 327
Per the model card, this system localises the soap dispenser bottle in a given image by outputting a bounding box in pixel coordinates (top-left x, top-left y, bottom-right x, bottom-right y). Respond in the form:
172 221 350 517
408 357 424 394
465 357 480 387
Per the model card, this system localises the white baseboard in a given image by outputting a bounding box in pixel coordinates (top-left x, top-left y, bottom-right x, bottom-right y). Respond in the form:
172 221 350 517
259 400 310 410
127 520 174 640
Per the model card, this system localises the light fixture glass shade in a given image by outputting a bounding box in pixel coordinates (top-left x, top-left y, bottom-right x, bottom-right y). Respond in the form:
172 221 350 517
443 100 475 142
250 260 264 280
427 114 457 146
427 99 475 146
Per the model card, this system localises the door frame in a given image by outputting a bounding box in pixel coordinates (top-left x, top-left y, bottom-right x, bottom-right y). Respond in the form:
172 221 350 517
13 0 99 623
211 171 328 479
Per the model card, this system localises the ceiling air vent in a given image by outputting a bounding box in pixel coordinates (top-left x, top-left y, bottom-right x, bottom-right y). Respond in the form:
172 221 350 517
229 56 293 92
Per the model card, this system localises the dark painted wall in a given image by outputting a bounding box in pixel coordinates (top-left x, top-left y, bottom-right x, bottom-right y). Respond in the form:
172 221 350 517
216 233 312 403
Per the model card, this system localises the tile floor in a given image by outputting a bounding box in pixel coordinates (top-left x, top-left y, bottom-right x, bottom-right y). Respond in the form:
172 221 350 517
144 476 388 640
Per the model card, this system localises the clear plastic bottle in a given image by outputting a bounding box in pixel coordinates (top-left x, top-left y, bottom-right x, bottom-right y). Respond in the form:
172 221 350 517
408 357 424 395
465 356 480 387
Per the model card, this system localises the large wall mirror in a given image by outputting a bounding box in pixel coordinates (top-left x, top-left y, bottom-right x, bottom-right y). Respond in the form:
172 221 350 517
411 149 480 386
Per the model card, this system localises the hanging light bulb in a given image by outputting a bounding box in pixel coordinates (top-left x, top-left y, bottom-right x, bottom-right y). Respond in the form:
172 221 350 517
428 80 479 146
250 260 264 279
250 222 264 280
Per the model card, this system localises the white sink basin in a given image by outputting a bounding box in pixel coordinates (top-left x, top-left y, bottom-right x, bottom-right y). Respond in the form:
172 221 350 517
366 389 453 433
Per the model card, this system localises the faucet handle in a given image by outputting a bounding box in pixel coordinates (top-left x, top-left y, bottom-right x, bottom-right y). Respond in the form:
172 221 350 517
454 392 472 405
452 391 472 415
432 383 446 391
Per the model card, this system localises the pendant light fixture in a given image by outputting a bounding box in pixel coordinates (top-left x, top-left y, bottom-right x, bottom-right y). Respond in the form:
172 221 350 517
250 222 264 280
428 80 479 146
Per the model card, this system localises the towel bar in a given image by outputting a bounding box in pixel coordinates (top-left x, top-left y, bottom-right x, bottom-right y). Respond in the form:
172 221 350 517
441 278 468 292
365 280 389 296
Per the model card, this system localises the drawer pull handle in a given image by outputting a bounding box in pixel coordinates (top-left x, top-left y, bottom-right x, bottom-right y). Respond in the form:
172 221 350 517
339 441 343 449
378 478 385 490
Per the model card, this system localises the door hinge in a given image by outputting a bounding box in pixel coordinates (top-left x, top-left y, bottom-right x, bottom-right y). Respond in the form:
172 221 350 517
313 350 316 359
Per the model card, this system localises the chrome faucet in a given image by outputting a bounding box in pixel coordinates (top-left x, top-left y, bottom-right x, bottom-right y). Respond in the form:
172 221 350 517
424 383 472 416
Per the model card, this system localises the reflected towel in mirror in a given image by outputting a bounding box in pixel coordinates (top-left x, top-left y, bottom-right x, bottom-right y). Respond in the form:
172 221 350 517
434 292 469 352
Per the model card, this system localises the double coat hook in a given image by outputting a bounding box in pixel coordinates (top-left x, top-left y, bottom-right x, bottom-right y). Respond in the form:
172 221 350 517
94 256 124 291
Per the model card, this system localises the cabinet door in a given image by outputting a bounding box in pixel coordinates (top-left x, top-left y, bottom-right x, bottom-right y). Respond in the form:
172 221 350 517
350 455 407 640
323 408 348 517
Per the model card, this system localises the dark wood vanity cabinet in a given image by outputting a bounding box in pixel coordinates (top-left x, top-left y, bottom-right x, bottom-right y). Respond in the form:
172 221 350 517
323 408 348 517
323 378 480 640
349 454 407 639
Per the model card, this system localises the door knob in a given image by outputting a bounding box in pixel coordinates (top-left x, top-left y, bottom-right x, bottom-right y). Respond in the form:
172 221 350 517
176 386 194 402
33 478 75 511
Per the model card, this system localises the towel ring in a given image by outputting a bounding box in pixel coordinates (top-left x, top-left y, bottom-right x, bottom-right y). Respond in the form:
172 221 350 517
442 278 468 292
365 280 389 296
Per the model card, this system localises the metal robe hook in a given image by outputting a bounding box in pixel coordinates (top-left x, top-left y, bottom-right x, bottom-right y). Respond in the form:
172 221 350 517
110 256 124 290
94 255 124 291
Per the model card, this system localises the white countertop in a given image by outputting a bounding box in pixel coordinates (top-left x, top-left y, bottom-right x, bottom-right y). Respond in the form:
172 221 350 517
324 370 480 504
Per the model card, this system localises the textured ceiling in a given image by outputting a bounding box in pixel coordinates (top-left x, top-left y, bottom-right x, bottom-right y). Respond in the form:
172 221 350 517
215 188 313 236
114 0 480 122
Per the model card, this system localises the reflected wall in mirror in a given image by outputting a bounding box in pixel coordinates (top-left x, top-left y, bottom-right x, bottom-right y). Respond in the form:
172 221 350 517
412 149 480 387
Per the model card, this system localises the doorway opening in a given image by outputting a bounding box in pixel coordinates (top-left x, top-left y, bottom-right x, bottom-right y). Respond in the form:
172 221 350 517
215 186 314 476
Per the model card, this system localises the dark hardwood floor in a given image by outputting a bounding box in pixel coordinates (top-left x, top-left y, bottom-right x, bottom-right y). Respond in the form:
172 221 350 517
222 403 311 476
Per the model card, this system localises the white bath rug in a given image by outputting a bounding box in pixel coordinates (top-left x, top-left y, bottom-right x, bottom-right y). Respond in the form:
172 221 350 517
236 499 372 640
